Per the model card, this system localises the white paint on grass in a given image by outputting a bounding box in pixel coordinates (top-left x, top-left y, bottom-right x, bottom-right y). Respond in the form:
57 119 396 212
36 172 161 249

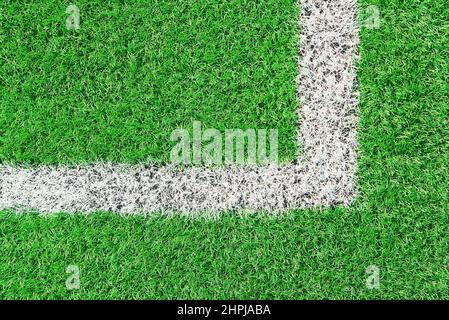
0 0 359 215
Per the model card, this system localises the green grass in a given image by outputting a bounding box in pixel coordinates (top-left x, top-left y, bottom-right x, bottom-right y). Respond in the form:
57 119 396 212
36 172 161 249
0 0 448 299
0 0 299 164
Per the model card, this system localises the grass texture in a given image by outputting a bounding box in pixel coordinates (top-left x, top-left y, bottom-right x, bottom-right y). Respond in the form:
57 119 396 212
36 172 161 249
0 0 299 164
0 0 448 299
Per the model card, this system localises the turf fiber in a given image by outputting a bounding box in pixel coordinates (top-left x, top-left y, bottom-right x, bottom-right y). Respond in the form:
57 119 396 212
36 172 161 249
0 0 299 164
0 0 448 299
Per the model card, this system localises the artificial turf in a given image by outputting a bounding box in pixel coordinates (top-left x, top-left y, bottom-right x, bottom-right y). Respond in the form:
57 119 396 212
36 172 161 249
0 0 299 164
0 0 448 299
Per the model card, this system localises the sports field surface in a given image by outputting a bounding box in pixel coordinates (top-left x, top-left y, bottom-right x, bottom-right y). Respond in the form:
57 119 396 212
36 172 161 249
1 0 299 164
1 0 448 299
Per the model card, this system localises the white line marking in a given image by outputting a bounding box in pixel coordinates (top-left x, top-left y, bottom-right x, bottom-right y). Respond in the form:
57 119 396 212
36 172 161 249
0 0 359 214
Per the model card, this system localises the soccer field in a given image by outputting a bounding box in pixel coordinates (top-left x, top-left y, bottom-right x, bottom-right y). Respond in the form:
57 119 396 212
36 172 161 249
1 0 448 299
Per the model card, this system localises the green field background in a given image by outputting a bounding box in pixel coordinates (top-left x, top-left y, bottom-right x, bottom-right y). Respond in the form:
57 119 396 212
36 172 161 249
0 0 299 164
1 0 448 299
